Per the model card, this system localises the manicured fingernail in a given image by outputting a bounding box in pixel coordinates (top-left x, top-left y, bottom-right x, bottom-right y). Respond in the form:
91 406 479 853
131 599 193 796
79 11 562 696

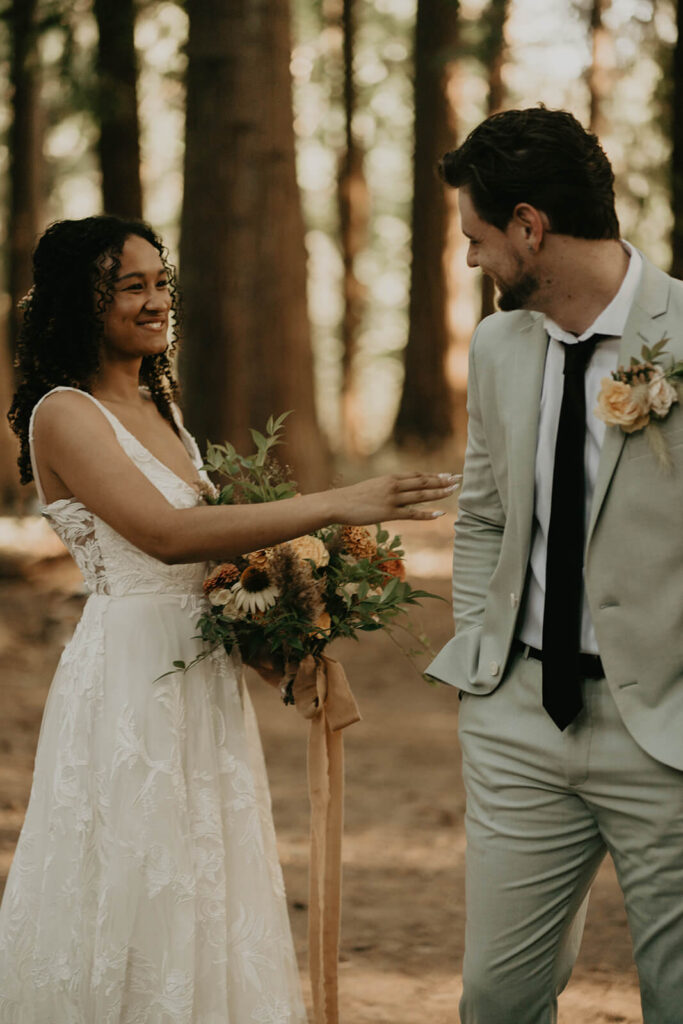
429 510 446 518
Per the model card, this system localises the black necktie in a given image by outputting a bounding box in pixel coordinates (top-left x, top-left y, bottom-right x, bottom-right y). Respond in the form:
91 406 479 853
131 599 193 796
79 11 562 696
542 338 597 730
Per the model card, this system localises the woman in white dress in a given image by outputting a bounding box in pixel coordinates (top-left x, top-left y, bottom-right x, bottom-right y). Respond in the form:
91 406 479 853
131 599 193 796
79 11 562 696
0 216 457 1023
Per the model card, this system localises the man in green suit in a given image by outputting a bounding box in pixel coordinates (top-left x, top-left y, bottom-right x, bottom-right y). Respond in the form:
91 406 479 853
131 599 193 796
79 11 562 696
427 108 683 1023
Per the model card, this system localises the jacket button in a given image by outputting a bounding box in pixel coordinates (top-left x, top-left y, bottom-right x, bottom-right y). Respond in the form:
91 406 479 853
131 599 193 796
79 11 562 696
510 593 518 608
490 661 500 677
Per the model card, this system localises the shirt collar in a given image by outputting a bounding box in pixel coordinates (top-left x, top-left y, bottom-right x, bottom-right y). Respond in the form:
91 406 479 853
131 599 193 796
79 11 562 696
543 240 643 345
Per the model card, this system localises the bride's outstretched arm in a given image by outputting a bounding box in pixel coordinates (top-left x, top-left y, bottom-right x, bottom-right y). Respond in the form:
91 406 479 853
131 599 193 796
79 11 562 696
33 390 459 565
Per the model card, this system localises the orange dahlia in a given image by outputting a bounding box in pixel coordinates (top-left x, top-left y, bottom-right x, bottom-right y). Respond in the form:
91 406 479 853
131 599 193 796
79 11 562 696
203 562 240 594
340 525 377 560
377 557 406 583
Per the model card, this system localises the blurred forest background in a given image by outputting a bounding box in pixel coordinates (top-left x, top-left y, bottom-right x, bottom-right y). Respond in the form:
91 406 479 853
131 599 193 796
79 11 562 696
1 0 682 504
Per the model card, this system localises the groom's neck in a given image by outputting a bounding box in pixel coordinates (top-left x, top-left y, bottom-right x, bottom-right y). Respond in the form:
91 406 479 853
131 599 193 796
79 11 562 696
527 237 631 336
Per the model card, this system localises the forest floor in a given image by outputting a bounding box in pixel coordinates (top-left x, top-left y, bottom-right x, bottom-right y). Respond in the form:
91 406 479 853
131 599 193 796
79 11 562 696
0 515 642 1023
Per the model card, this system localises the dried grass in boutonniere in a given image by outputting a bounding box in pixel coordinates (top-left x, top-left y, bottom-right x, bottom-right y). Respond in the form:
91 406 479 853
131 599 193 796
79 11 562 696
595 337 683 468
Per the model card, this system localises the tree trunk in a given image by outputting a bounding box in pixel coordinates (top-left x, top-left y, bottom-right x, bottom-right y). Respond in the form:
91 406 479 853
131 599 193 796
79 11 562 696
93 0 143 218
672 0 683 278
180 0 328 491
7 0 42 361
587 0 613 137
0 324 21 510
3 0 41 506
394 0 459 450
337 0 369 458
479 0 509 320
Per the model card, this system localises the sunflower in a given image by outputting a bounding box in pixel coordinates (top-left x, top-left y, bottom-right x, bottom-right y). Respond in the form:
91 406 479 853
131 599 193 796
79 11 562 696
232 566 280 614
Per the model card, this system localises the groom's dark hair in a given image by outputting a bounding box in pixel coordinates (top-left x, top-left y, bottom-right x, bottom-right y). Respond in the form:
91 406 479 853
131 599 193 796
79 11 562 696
440 107 620 240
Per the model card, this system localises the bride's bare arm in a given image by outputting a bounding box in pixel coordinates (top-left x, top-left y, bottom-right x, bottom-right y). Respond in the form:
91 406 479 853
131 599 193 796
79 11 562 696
33 392 458 565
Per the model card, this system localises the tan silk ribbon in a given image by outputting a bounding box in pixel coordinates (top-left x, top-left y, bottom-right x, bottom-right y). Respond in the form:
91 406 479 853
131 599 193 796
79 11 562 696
291 654 361 1024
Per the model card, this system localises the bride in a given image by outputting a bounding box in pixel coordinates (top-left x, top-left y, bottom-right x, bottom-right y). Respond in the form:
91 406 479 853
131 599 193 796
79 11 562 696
0 215 457 1023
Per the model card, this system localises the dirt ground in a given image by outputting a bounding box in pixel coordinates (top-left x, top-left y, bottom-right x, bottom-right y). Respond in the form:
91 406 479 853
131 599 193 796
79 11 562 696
0 516 642 1023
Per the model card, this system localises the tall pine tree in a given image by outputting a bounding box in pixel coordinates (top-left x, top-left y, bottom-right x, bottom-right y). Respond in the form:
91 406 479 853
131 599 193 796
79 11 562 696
394 0 459 450
180 0 328 488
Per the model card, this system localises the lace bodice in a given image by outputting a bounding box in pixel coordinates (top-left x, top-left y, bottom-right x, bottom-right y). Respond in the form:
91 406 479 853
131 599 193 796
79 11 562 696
29 388 213 598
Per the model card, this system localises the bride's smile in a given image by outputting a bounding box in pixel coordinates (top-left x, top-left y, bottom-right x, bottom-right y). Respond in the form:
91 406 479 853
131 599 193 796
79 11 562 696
101 233 171 359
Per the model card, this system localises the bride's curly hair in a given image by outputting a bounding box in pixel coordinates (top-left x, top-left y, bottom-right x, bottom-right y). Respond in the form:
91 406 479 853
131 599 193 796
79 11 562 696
8 215 182 484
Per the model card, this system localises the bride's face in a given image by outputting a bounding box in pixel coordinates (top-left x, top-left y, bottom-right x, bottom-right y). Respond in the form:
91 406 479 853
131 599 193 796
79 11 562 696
99 234 171 359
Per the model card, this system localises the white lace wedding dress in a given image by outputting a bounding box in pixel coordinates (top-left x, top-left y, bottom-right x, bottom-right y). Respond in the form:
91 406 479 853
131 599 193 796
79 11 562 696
0 388 307 1024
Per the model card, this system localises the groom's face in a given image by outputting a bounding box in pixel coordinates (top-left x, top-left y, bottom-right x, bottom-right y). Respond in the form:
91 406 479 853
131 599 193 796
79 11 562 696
458 188 540 311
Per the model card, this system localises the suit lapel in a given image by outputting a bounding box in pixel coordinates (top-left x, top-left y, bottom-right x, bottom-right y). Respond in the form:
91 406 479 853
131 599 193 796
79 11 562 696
587 255 671 544
508 314 548 555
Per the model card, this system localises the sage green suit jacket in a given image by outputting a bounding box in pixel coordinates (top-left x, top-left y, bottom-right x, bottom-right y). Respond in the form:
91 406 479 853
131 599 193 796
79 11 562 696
427 253 683 770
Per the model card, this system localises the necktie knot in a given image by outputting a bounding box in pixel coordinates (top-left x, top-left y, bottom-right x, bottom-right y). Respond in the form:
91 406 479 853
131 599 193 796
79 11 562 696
562 337 598 375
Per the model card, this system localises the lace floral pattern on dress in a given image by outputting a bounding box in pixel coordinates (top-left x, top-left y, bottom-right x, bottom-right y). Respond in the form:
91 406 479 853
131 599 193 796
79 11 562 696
0 388 306 1023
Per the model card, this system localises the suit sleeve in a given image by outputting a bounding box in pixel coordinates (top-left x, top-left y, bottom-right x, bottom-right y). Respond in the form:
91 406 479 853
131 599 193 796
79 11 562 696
452 327 506 636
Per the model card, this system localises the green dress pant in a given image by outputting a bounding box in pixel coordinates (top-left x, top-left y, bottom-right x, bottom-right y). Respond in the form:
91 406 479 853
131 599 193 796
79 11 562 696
458 649 683 1024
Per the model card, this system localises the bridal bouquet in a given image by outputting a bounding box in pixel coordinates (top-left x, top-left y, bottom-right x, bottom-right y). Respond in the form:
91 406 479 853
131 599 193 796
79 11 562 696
177 412 438 696
171 413 441 1024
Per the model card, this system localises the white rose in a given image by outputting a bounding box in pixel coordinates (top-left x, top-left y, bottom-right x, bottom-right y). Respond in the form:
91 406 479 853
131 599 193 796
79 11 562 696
209 588 234 607
648 369 679 419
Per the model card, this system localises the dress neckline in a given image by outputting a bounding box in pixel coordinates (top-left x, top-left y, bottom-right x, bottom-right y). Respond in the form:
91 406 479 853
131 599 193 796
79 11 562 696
38 387 203 509
92 394 203 494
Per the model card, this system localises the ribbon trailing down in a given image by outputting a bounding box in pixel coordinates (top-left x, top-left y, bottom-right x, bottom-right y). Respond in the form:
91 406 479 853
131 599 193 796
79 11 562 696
291 653 361 1024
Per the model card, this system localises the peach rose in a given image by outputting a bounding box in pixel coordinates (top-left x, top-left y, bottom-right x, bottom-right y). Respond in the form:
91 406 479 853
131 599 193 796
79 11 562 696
309 610 332 637
288 534 330 567
647 369 679 419
595 378 650 433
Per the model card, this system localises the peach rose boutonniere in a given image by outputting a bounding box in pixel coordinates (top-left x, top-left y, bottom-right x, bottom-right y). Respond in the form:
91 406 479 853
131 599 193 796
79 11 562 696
595 338 683 468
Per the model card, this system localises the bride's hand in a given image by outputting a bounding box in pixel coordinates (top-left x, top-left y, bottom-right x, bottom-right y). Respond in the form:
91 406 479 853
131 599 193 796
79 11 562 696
332 472 460 525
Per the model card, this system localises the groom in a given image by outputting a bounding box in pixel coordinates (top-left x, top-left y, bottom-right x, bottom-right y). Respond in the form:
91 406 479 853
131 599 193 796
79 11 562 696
427 107 683 1023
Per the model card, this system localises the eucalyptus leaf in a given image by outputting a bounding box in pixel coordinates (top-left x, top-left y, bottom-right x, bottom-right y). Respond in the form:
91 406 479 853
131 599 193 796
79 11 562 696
380 577 400 602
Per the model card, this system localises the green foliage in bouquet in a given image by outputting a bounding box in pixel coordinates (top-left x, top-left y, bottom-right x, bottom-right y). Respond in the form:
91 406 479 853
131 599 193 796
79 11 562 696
202 412 298 505
168 414 444 689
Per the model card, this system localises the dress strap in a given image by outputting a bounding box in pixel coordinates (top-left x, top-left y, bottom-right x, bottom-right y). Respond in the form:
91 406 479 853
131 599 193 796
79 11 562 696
170 402 204 471
28 386 126 506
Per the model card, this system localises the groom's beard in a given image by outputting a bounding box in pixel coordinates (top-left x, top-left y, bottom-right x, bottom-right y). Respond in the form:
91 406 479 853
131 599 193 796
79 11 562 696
496 270 541 311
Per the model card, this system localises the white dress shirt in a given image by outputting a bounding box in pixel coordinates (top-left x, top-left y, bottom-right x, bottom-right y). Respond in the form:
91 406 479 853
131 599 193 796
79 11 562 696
517 242 643 655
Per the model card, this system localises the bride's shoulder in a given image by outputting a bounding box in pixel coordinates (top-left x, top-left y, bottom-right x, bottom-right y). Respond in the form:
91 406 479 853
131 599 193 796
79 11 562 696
34 386 94 418
32 389 112 444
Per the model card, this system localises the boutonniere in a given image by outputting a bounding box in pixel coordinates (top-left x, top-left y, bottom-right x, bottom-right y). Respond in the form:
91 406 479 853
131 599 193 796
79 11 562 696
595 338 683 468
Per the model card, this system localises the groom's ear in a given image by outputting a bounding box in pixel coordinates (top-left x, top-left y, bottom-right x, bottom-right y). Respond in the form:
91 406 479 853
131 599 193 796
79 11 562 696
508 203 549 253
